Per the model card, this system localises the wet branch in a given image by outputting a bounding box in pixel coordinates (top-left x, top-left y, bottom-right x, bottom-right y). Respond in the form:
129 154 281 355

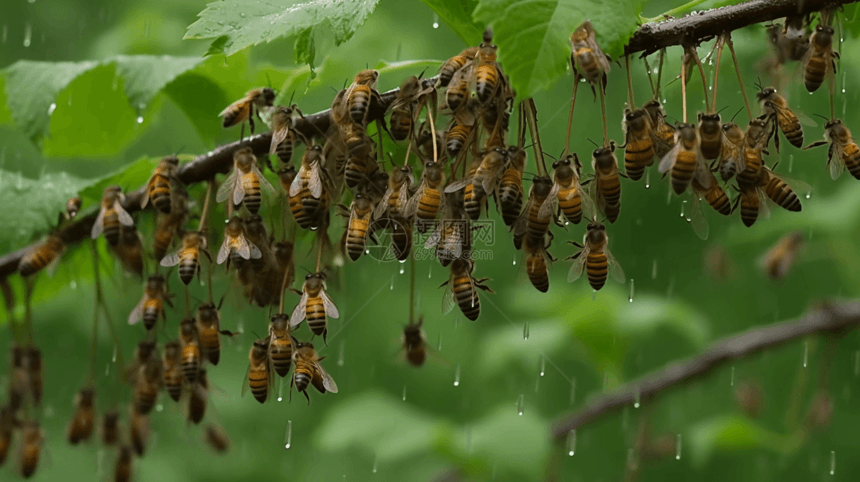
549 300 860 439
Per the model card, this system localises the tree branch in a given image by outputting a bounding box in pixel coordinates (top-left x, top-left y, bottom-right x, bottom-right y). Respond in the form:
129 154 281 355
550 300 860 439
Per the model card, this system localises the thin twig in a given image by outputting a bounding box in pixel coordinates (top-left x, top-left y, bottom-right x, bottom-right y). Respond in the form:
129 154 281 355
681 53 688 123
565 76 579 155
725 33 753 122
686 45 711 113
712 37 725 111
626 56 636 109
523 99 547 177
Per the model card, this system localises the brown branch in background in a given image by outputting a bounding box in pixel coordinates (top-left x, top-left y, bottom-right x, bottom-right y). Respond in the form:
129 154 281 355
549 300 860 439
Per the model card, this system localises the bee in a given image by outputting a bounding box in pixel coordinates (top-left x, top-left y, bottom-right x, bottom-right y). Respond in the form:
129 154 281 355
217 216 262 265
277 164 297 195
9 347 29 411
446 101 478 158
160 231 208 285
291 341 338 404
162 340 183 402
760 231 804 280
133 354 161 415
426 193 470 267
141 155 179 213
389 216 414 262
290 145 325 200
513 176 558 250
767 15 810 64
217 147 275 215
66 387 95 444
289 148 331 230
568 222 625 291
523 236 553 293
114 445 133 482
570 20 610 90
643 100 676 159
244 338 271 404
113 224 144 277
552 153 593 225
197 302 225 365
128 274 171 331
438 47 479 87
446 158 486 221
389 76 421 141
736 117 770 189
734 180 768 228
129 408 149 456
441 258 493 321
0 407 14 465
406 161 446 233
344 144 378 190
498 146 526 226
719 121 745 182
187 368 208 425
759 165 807 212
204 424 230 453
688 165 731 240
590 144 622 223
802 24 837 93
125 340 157 385
272 240 296 299
25 348 42 407
269 314 297 377
344 193 374 261
91 185 134 246
698 113 723 161
219 87 276 138
374 165 414 220
270 104 304 167
346 69 380 125
178 317 201 384
18 233 65 277
475 30 502 104
65 196 82 220
153 187 188 262
18 420 43 478
622 108 655 180
658 123 702 195
401 317 429 367
290 272 339 344
757 87 803 149
805 119 860 180
473 146 508 195
446 62 472 113
101 410 120 446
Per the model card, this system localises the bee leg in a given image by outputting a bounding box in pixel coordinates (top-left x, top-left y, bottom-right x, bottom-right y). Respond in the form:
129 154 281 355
248 104 256 136
303 390 311 405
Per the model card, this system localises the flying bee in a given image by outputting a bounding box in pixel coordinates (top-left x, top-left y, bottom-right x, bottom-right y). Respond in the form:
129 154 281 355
475 30 502 104
570 20 611 91
512 176 558 250
658 123 703 195
219 87 276 138
25 348 42 407
162 340 183 402
498 145 526 226
270 104 304 167
374 165 414 220
290 272 339 344
141 155 179 213
65 196 82 220
187 368 208 425
757 87 803 149
719 121 745 181
217 147 275 215
622 108 655 180
401 317 429 367
91 185 134 246
128 274 171 331
643 100 676 159
698 112 723 161
802 24 838 93
99 410 119 447
197 301 227 365
760 231 804 280
736 117 770 189
268 314 297 377
688 164 731 240
441 258 493 321
114 445 133 482
568 222 625 291
113 224 144 277
19 420 43 478
589 143 622 223
552 153 594 225
160 230 208 285
129 408 150 456
18 233 64 277
344 193 374 261
66 387 95 445
346 69 380 125
523 236 554 293
291 341 338 404
244 338 271 404
204 424 230 453
406 161 447 233
179 317 201 384
438 46 479 87
290 144 325 199
217 216 262 265
805 119 860 180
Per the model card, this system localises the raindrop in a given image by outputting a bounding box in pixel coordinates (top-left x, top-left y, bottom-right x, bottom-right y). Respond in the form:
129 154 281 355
730 366 735 386
239 12 246 17
675 434 682 460
105 363 110 376
651 259 657 279
645 169 650 188
453 365 460 386
517 394 524 415
401 385 407 401
523 320 529 340
591 289 597 301
111 345 117 363
627 448 638 471
569 379 577 405
788 154 794 172
48 103 57 116
70 280 77 289
803 341 808 368
830 450 836 475
23 23 32 47
155 404 163 412
372 453 378 474
2 25 6 44
437 332 442 351
633 388 641 408
136 116 144 124
399 265 404 275
432 13 439 29
512 254 517 266
432 22 439 29
628 279 634 303
390 277 394 290
539 357 545 377
283 420 292 449
337 340 345 367
667 276 676 299
805 192 811 199
428 264 432 278
567 430 576 455
365 249 370 255
277 381 284 402
679 200 687 218
564 221 570 226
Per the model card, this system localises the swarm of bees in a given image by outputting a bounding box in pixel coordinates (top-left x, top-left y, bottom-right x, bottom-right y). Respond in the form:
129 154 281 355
2 8 855 480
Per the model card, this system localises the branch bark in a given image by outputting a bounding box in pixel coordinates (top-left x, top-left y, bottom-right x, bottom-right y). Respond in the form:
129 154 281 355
549 300 860 439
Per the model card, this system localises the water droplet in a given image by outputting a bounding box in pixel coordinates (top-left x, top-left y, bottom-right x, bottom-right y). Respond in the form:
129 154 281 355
402 385 407 401
399 265 404 275
516 394 524 415
564 221 570 226
70 280 77 289
633 388 641 408
372 453 378 473
675 434 682 460
539 357 545 377
437 332 442 351
155 404 163 412
680 200 687 218
432 22 439 29
390 277 394 290
667 276 676 299
2 25 7 44
48 103 57 116
523 320 529 340
591 289 597 301
628 279 634 303
23 23 32 47
803 342 808 367
453 365 460 386
105 363 110 376
239 12 246 17
645 169 651 188
112 345 117 363
136 116 144 124
805 192 811 199
337 341 345 367
567 430 576 455
28 0 36 3
283 420 292 449
427 264 433 278
365 249 370 255
830 450 836 475
278 381 284 401
730 366 735 386
512 254 517 266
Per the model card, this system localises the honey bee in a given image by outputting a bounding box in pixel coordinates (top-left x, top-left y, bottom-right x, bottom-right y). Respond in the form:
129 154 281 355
805 119 860 180
133 354 162 415
91 185 134 246
18 420 43 478
290 272 339 344
270 104 304 167
406 161 446 233
460 160 488 221
374 165 415 220
204 424 230 453
441 258 493 321
698 113 723 161
719 121 745 182
622 108 655 180
244 338 271 404
344 193 374 261
18 233 65 277
113 224 144 277
475 30 502 104
290 144 325 199
438 47 479 87
277 164 297 195
568 222 625 291
759 165 808 212
114 445 133 482
757 87 803 149
65 196 82 220
446 100 478 158
268 313 297 377
551 153 594 225
401 317 428 367
446 63 471 113
101 410 120 446
217 216 262 265
734 181 768 228
0 407 14 465
179 317 201 384
767 14 810 64
658 123 703 195
570 20 611 90
272 240 296 299
66 387 95 445
425 193 470 267
759 231 804 280
128 274 171 331
389 76 422 141
153 186 188 262
129 408 149 456
346 69 380 125
25 348 42 407
9 346 29 411
736 117 770 189
125 340 157 385
291 341 338 404
160 231 208 285
802 24 838 93
162 340 183 402
688 164 731 240
344 144 379 190
217 147 275 215
590 144 622 223
497 146 527 226
197 302 225 365
187 368 208 425
473 146 508 195
512 176 558 250
643 100 676 159
219 87 276 138
523 236 554 293
141 155 179 213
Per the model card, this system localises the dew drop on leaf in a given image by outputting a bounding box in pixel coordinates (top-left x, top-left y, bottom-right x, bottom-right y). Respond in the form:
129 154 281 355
337 340 345 367
523 320 529 340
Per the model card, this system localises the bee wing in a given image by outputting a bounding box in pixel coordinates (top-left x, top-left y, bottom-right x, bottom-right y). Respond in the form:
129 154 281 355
139 180 152 208
688 190 709 241
90 207 107 239
566 245 589 283
404 183 425 218
441 280 457 315
241 364 252 398
289 291 309 328
235 235 252 260
248 240 262 260
320 290 339 319
756 187 772 220
313 362 338 393
580 186 597 222
537 182 561 219
657 142 681 174
216 169 237 203
160 251 181 267
443 178 472 193
424 222 442 249
270 127 290 155
693 159 713 190
216 236 233 264
769 169 812 197
309 163 322 198
512 200 531 237
127 297 146 325
397 184 409 212
114 203 134 227
829 143 845 180
605 247 626 284
232 175 246 206
251 163 276 193
373 189 393 219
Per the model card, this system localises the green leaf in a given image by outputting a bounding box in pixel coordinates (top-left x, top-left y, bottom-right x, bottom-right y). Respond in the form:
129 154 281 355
113 55 204 109
467 404 550 479
844 4 860 38
688 415 794 467
617 294 711 348
164 73 230 142
473 0 645 99
419 0 484 44
295 28 317 78
185 0 381 58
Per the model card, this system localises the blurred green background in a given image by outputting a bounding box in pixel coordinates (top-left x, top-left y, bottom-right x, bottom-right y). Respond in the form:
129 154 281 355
2 0 860 480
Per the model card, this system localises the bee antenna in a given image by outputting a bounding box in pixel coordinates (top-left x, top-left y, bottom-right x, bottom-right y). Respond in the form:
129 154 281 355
813 113 831 121
586 138 599 148
251 330 262 340
730 107 744 122
265 73 273 89
329 86 339 94
543 151 558 161
288 91 296 106
418 66 429 79
715 105 729 115
754 77 764 91
342 78 348 90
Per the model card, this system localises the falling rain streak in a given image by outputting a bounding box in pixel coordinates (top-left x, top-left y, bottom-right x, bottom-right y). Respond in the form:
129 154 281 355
633 388 641 408
830 450 836 475
517 394 524 415
675 434 682 460
337 340 345 367
372 453 378 474
23 23 32 47
567 430 576 455
453 364 460 386
277 382 284 402
402 385 407 401
628 279 634 302
523 320 529 340
539 357 545 377
730 366 735 386
803 342 808 368
283 420 292 449
651 259 657 279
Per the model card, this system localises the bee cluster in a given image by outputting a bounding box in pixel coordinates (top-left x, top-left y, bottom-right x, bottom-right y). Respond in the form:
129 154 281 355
2 7 857 479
